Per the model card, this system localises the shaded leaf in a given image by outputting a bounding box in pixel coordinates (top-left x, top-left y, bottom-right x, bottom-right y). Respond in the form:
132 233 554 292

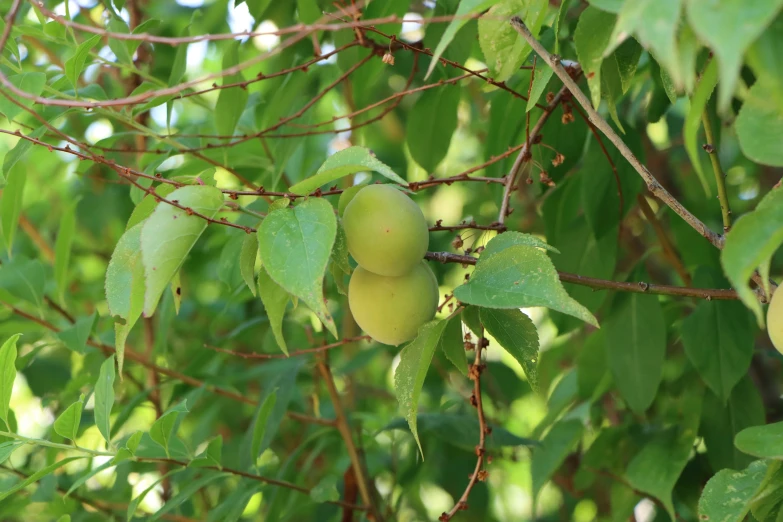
150 401 189 457
574 7 616 108
215 41 248 137
736 421 783 459
54 198 79 304
0 457 84 502
57 313 96 355
250 392 277 465
240 233 258 296
438 315 468 376
531 419 584 501
480 308 539 392
0 334 21 430
64 34 101 89
0 72 46 122
94 355 116 446
0 258 45 309
736 78 783 167
257 267 289 355
684 59 718 195
1 166 26 257
406 85 460 173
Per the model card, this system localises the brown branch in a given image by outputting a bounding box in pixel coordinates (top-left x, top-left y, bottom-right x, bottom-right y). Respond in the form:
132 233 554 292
316 353 383 522
636 195 692 286
424 252 739 300
18 214 55 262
203 336 371 360
440 329 489 520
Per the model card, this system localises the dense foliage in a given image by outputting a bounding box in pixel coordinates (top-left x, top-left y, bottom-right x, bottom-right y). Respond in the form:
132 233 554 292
1 0 782 521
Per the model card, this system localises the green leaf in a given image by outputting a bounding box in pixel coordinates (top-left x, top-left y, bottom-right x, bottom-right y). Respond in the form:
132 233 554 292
700 376 765 472
480 308 540 393
586 0 623 12
453 244 598 326
526 57 555 112
684 59 718 196
0 440 23 464
126 184 176 231
65 458 116 497
331 224 351 275
721 187 783 325
736 78 783 167
141 185 224 316
1 166 26 257
681 299 753 403
64 34 101 89
0 456 84 502
686 0 783 113
191 435 223 469
698 459 770 522
0 72 46 122
393 319 450 457
54 198 79 304
168 42 188 87
0 334 20 430
257 198 337 338
310 475 340 503
53 398 84 441
240 233 258 296
257 267 289 355
246 0 273 18
106 223 146 375
481 230 560 255
438 315 468 376
531 419 584 501
574 7 616 109
0 258 45 309
289 146 406 195
215 41 248 137
3 125 45 176
576 330 612 401
609 0 683 89
425 0 498 79
94 355 116 446
736 422 783 459
250 392 277 465
406 85 460 173
478 0 547 83
107 17 133 65
605 288 666 414
149 472 225 522
150 400 189 457
625 426 695 520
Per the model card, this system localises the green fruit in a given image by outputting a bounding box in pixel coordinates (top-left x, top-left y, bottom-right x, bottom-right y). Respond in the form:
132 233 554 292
338 182 368 217
768 289 783 353
348 261 439 346
342 184 429 276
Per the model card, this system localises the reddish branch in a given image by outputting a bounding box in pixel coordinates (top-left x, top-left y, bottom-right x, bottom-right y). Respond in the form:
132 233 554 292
203 336 371 359
424 252 739 300
440 330 490 521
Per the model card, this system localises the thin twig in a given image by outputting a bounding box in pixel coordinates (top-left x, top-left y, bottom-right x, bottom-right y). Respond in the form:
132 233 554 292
203 336 371 360
701 111 732 232
424 252 739 300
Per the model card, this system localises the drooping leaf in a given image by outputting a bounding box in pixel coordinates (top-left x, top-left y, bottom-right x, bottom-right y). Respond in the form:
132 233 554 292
240 233 258 296
94 355 116 446
141 185 224 316
736 78 783 167
721 187 783 325
393 319 450 457
106 223 146 376
681 299 753 403
54 198 79 304
526 57 555 112
574 6 617 108
453 244 598 327
1 166 26 257
698 459 771 522
405 85 460 173
531 419 584 502
625 426 696 520
686 0 783 112
257 198 337 338
425 0 498 79
215 41 248 137
310 475 340 503
53 397 84 441
250 392 277 465
257 267 290 355
480 308 540 393
0 334 21 430
289 146 406 195
605 287 666 414
438 315 468 376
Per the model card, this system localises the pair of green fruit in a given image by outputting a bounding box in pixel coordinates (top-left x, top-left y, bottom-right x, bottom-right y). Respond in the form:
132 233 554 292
342 184 439 345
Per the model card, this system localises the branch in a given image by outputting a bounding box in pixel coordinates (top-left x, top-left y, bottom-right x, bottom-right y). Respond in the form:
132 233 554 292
424 251 739 300
702 110 732 232
509 17 724 250
316 353 384 522
440 329 489 520
203 336 370 360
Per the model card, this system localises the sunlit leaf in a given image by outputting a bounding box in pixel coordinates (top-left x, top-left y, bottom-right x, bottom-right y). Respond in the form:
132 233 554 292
0 334 21 430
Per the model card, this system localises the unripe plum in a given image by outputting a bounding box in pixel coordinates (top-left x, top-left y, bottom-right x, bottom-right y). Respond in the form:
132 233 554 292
348 261 439 345
342 184 429 276
768 289 783 353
